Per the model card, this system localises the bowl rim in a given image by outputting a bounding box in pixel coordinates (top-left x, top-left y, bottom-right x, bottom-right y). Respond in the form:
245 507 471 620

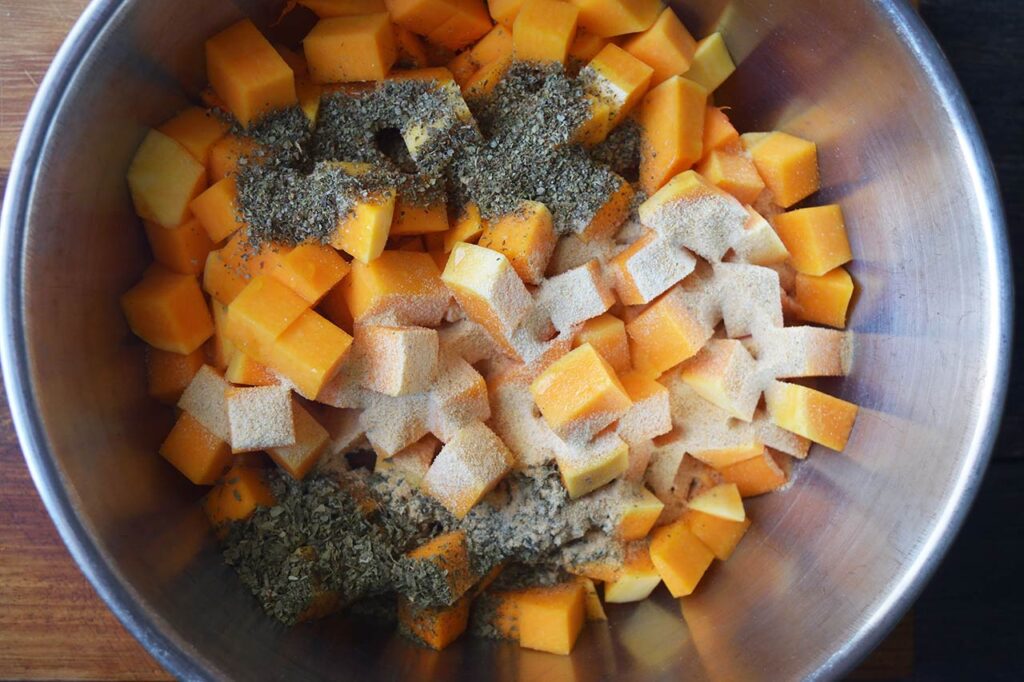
0 0 1012 679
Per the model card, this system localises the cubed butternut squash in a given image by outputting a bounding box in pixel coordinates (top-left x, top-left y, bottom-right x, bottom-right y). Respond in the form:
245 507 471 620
205 19 297 126
269 242 350 304
445 203 485 252
583 43 653 129
225 275 311 360
267 401 331 478
620 8 696 85
225 351 278 386
407 530 476 602
512 0 579 65
160 411 234 485
144 218 214 276
773 204 852 276
764 380 858 451
477 201 556 285
390 198 450 236
702 105 740 153
531 343 632 444
343 250 450 326
488 0 524 27
189 176 247 243
208 135 262 182
696 149 765 205
574 313 630 374
603 544 662 603
719 448 789 497
648 519 715 597
398 596 471 650
265 309 354 398
121 266 214 354
127 130 207 228
146 346 206 404
680 509 751 561
746 131 819 208
158 106 230 165
793 266 854 328
683 32 734 93
304 13 398 83
203 464 276 527
517 582 586 655
568 0 659 37
638 76 706 195
626 287 713 376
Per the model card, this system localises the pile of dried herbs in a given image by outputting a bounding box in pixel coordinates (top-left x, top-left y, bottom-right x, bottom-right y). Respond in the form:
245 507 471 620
230 61 639 247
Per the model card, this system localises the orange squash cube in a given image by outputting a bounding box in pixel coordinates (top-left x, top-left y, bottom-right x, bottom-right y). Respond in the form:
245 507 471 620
268 402 331 478
609 229 695 305
746 131 819 208
160 411 233 485
517 582 586 654
265 309 354 399
398 595 470 650
616 370 672 444
444 203 485 252
477 201 556 285
555 430 629 498
773 204 852 276
720 448 789 497
441 243 533 357
702 105 740 153
343 250 449 327
731 205 790 266
683 32 734 92
203 464 276 526
616 485 665 540
679 339 761 422
269 243 350 304
385 0 448 35
205 19 297 127
568 29 609 64
203 250 246 305
226 275 310 360
602 543 663 602
568 0 659 37
578 173 634 241
688 482 745 521
462 56 513 98
696 149 766 205
689 441 765 471
620 8 696 85
146 346 206 404
794 266 854 328
330 190 396 264
359 325 439 396
488 0 524 26
207 135 262 182
426 2 493 51
407 530 476 602
626 288 713 376
390 198 449 236
225 351 278 386
121 267 214 354
304 14 397 83
144 218 214 276
158 106 229 165
512 0 579 65
421 422 512 518
638 76 706 195
189 177 247 243
680 509 751 561
530 343 632 444
299 0 387 16
127 130 207 228
209 301 236 370
765 381 858 451
649 519 715 597
575 313 630 374
582 44 653 129
226 385 295 453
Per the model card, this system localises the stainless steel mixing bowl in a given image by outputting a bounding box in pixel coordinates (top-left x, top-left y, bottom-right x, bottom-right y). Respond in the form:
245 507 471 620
0 0 1011 679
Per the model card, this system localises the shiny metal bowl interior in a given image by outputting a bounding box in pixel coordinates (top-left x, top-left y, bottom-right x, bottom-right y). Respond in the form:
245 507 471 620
1 0 1011 679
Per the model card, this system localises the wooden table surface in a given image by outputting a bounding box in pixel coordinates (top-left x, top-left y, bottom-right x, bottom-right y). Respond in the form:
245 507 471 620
0 1 1019 680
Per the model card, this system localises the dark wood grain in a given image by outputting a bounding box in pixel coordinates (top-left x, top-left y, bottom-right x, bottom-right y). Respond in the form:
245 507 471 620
0 0 1020 680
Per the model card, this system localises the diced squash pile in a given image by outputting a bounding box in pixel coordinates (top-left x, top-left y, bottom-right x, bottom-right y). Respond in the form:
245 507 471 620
121 2 861 657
